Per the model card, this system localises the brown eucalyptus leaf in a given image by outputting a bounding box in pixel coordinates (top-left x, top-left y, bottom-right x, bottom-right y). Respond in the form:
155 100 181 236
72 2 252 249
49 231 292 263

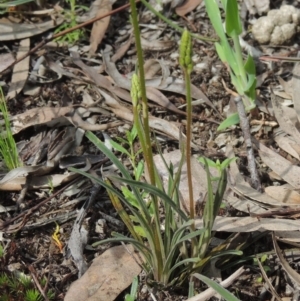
89 0 112 55
151 150 208 212
195 216 300 232
0 53 14 73
270 93 300 144
141 37 175 51
10 105 121 135
7 38 30 100
226 143 283 207
98 88 181 139
103 49 219 115
265 184 300 204
292 61 300 122
0 17 63 40
274 133 300 160
175 0 203 17
64 245 142 301
254 139 300 189
272 232 300 288
111 35 133 62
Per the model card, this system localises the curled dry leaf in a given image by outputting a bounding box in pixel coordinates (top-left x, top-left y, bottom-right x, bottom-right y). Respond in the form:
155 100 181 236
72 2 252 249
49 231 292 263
0 17 63 41
6 38 30 100
65 245 142 301
98 88 181 139
175 0 203 17
272 232 300 288
0 53 14 73
102 49 219 115
254 138 300 189
225 143 283 207
10 106 121 135
89 0 113 55
141 37 175 51
270 93 300 144
274 133 300 160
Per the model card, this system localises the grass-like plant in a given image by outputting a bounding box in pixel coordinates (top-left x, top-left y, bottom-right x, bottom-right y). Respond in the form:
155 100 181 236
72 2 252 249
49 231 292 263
124 276 138 301
0 88 22 170
0 245 55 301
70 9 241 295
70 1 244 298
204 0 257 131
55 0 88 44
204 0 261 191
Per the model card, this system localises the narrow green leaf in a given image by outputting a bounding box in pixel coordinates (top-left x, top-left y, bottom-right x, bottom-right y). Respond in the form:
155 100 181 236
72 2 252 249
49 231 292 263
112 177 189 221
109 139 130 156
225 0 242 37
193 274 241 301
197 157 217 167
204 0 227 42
244 54 256 75
217 113 240 131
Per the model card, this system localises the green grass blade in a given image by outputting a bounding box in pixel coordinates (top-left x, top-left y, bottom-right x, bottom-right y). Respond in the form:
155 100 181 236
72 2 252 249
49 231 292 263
225 0 242 37
193 273 241 301
217 113 240 131
111 177 189 221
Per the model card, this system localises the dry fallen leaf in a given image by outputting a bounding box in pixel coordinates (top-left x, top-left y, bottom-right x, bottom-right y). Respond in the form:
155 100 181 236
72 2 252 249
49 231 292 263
6 38 30 100
64 244 142 301
226 143 284 207
0 17 63 40
292 61 300 122
254 139 300 189
195 216 300 232
272 232 300 289
274 133 300 160
150 150 208 212
89 0 113 55
265 184 300 204
175 0 203 17
270 93 300 144
0 53 14 73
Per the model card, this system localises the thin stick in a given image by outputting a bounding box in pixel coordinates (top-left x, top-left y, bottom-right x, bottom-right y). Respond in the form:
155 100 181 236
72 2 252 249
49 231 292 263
235 96 262 192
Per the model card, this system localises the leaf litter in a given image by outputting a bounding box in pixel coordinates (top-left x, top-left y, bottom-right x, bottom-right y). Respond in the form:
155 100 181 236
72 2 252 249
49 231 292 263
1 1 300 300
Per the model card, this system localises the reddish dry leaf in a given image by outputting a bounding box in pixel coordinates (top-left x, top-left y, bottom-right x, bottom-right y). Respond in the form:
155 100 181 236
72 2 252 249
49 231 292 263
175 0 203 17
64 245 142 301
89 0 112 55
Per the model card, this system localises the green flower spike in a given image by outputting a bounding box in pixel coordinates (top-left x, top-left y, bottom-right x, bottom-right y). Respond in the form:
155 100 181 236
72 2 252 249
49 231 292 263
179 29 193 73
131 73 141 107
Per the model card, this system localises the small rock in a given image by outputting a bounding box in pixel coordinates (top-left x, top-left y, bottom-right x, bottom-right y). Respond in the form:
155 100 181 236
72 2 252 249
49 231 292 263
252 5 300 45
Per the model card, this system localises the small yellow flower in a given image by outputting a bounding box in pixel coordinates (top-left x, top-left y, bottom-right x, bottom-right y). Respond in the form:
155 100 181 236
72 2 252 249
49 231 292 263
52 222 63 253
